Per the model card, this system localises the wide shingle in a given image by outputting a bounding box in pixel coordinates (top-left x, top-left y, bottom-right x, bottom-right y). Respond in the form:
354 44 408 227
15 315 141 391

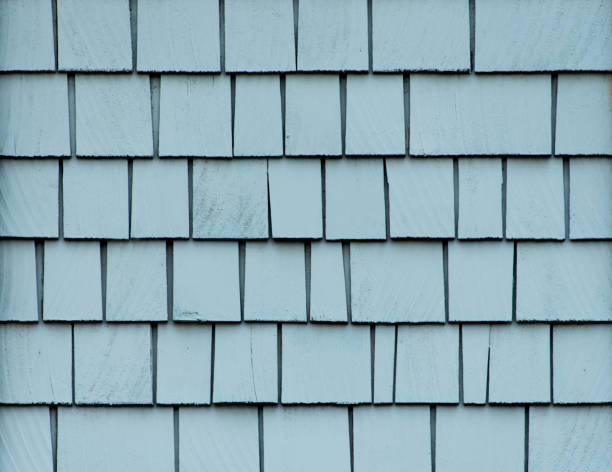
137 0 220 72
310 241 347 323
530 406 612 472
282 324 371 404
0 240 37 322
345 74 405 156
437 407 524 472
159 75 232 157
351 241 445 323
58 0 132 71
448 241 514 322
213 324 277 403
556 74 612 156
285 74 341 156
386 158 454 238
225 0 295 72
0 0 54 71
461 324 490 405
130 159 189 238
268 158 322 239
0 407 53 472
506 158 565 240
192 159 268 238
43 240 102 321
373 326 395 404
516 242 612 322
173 241 240 322
244 241 306 322
58 407 173 472
0 324 72 404
75 74 152 157
353 406 431 472
0 160 58 237
325 158 386 240
410 74 550 155
106 241 167 322
74 324 151 405
457 158 503 239
372 0 469 71
475 0 612 72
179 407 259 472
488 324 550 404
63 158 129 239
570 158 612 239
553 325 612 404
264 407 350 472
0 74 70 157
297 0 368 71
395 325 459 403
156 323 212 405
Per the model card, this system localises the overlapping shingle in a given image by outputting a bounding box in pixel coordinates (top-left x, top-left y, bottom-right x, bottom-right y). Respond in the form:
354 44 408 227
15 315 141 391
373 326 395 404
461 324 490 405
0 407 51 472
0 240 38 322
309 241 347 323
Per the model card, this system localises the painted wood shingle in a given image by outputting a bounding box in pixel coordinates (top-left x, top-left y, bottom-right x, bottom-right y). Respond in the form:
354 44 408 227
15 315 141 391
0 240 38 322
0 407 53 472
373 326 395 404
309 241 348 323
461 324 490 405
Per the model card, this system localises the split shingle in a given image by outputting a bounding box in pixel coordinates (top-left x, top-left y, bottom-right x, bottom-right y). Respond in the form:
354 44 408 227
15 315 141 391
373 326 395 404
461 324 490 405
570 158 612 239
0 407 53 472
309 241 347 323
0 240 38 322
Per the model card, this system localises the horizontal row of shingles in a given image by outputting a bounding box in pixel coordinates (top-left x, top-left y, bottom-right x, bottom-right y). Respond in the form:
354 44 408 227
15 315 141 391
2 239 611 323
2 405 610 472
2 157 611 240
1 323 610 405
2 73 612 158
2 0 611 73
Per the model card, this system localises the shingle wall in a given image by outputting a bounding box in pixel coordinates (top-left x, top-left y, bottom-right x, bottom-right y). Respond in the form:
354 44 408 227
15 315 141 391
0 0 611 471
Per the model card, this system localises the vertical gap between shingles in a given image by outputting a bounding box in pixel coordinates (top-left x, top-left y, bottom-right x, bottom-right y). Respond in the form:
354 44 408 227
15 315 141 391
403 75 410 155
239 241 246 321
392 325 398 403
502 158 507 239
485 338 491 404
305 243 311 323
453 158 459 237
71 324 75 404
458 324 464 404
551 74 558 156
67 74 76 157
549 325 554 403
512 242 517 322
51 0 58 70
50 406 58 472
342 243 352 323
188 159 193 238
219 0 225 72
370 325 375 403
340 74 347 156
367 0 373 72
277 324 282 403
469 0 475 72
266 160 273 237
128 160 133 237
442 242 449 323
563 159 570 239
151 324 158 404
100 242 107 322
321 160 326 238
258 407 264 472
293 0 299 68
173 408 180 472
383 160 390 239
348 407 355 472
231 75 236 156
524 407 530 472
210 324 216 403
129 0 137 71
430 406 436 472
280 75 286 156
166 241 173 320
35 241 44 322
58 160 64 239
150 75 161 158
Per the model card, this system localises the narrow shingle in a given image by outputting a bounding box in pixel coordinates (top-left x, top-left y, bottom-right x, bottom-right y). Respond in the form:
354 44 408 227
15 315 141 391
309 241 347 322
373 326 395 404
461 325 490 405
0 240 37 322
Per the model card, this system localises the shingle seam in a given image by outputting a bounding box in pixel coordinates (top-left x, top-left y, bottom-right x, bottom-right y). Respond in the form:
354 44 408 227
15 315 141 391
443 242 449 323
219 0 226 73
348 406 355 472
188 160 193 238
71 324 75 404
367 0 373 73
166 241 173 320
230 75 236 155
52 0 58 71
469 0 475 72
150 75 161 158
173 407 179 472
239 242 246 322
305 243 311 322
549 325 554 404
383 160 391 239
458 324 464 404
293 0 299 70
512 242 517 322
342 242 352 323
258 406 264 472
35 241 44 322
453 158 459 237
280 76 287 156
392 325 398 403
129 0 137 71
321 160 326 239
128 160 133 237
370 325 375 403
100 242 107 322
403 74 410 155
277 324 282 404
502 158 508 238
340 74 347 156
50 406 58 472
430 405 437 472
210 324 216 403
151 324 158 404
524 407 529 472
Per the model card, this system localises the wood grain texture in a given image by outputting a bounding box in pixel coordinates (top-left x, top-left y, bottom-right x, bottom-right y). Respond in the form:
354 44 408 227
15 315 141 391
74 324 152 405
298 0 368 71
395 325 459 403
325 158 386 240
285 74 342 156
244 241 306 322
234 75 283 157
268 158 322 238
57 407 173 472
159 75 232 157
173 241 240 322
192 159 268 238
213 323 277 403
488 324 550 404
179 407 259 472
373 326 395 404
310 241 347 322
58 0 132 71
0 324 72 404
516 241 612 322
373 0 469 71
354 406 431 472
75 74 153 157
43 240 102 321
263 406 351 472
106 241 167 322
345 74 405 156
0 74 70 157
137 0 220 72
506 158 564 240
0 406 53 472
410 74 551 155
63 158 129 239
386 157 454 238
351 241 445 323
461 324 490 405
570 158 612 239
0 240 38 321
